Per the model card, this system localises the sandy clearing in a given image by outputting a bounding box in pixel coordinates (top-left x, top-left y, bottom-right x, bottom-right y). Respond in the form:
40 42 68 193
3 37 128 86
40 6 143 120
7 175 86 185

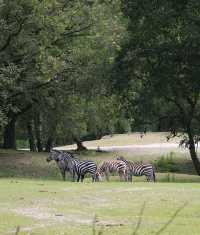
55 143 187 155
56 143 179 150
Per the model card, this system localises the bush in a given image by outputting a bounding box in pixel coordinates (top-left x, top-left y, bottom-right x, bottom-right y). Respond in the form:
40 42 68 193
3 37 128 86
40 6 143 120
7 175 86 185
154 152 179 173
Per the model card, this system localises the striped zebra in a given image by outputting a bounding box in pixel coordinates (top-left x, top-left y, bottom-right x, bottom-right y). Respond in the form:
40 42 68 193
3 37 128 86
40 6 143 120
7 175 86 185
63 151 97 182
47 150 97 182
46 150 74 181
95 160 128 181
116 156 156 182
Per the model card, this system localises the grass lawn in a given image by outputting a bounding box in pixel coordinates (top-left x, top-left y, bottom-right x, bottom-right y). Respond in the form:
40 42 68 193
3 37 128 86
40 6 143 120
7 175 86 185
1 132 200 234
1 179 200 235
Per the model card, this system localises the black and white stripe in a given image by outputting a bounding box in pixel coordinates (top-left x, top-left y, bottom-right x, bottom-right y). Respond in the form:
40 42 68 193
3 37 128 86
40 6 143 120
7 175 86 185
116 156 156 182
63 152 97 182
50 150 97 182
95 160 128 181
47 150 75 181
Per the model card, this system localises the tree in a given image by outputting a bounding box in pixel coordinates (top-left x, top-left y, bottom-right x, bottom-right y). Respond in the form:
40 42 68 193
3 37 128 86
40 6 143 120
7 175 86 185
0 0 93 149
0 0 129 151
113 0 200 174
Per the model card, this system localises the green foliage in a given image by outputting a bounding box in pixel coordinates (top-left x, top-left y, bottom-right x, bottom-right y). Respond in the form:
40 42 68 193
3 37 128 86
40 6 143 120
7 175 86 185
154 152 179 173
16 139 29 149
0 0 128 149
111 0 200 173
113 0 200 132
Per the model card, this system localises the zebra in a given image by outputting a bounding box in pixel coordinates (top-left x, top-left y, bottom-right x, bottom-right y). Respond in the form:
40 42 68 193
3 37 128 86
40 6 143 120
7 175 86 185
47 150 97 182
46 150 73 181
116 156 156 182
95 160 128 182
63 152 97 182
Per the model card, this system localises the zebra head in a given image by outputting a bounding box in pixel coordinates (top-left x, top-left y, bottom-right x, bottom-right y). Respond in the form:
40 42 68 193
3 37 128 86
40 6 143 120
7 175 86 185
95 169 103 182
46 150 62 162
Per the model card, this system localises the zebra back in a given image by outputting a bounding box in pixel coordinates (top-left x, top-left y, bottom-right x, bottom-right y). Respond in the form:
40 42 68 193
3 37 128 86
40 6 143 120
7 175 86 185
62 152 97 177
117 156 155 181
98 160 128 174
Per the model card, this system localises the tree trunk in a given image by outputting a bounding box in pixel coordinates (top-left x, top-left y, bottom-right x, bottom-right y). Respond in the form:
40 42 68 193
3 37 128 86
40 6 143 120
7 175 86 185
74 138 87 151
3 116 17 149
45 137 54 152
27 120 37 152
187 130 200 175
34 114 43 152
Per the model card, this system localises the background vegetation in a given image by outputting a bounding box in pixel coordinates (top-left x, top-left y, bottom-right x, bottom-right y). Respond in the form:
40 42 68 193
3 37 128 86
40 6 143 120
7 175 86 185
1 1 200 233
1 0 200 175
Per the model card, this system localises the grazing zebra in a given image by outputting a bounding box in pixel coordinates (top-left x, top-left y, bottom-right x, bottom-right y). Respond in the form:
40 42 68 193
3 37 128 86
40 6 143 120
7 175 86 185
46 150 73 181
47 150 97 182
116 156 156 182
63 152 97 182
95 160 128 182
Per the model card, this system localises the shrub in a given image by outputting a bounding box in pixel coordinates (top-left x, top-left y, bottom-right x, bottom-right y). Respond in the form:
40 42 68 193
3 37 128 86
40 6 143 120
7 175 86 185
154 152 179 173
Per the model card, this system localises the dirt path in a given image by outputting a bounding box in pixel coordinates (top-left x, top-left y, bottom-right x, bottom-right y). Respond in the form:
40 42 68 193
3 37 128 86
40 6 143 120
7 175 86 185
88 143 179 151
55 143 188 155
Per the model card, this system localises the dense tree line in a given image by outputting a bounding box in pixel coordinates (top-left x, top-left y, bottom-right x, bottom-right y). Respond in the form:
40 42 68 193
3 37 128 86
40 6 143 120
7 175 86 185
1 0 200 175
0 0 128 151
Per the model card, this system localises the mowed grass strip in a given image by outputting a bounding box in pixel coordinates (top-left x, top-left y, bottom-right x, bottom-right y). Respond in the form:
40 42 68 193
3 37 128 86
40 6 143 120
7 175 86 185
1 179 200 235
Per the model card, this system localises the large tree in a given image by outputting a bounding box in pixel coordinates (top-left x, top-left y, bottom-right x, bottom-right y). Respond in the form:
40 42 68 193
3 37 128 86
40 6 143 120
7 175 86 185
113 0 200 174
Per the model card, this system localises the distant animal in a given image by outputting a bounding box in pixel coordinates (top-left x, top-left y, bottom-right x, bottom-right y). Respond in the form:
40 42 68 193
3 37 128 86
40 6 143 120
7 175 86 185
95 160 128 182
116 156 156 182
47 150 97 182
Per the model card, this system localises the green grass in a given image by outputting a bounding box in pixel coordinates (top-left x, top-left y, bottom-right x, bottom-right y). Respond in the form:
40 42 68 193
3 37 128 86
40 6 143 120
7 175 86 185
0 132 200 235
1 179 200 235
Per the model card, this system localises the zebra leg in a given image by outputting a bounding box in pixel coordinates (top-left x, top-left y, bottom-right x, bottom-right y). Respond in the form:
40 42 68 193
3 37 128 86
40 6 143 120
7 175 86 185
125 173 129 182
146 175 151 182
61 170 65 181
81 175 85 182
128 173 132 182
72 170 76 182
105 172 109 181
77 174 80 182
153 171 156 182
92 174 95 182
149 173 155 182
119 172 123 181
124 170 130 182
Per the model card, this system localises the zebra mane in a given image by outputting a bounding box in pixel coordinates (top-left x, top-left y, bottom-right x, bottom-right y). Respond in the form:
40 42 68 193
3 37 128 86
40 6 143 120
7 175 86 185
116 156 129 164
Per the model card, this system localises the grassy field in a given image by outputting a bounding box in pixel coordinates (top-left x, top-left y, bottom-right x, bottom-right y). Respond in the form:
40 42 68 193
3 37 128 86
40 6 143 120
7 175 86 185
1 132 200 235
1 179 200 235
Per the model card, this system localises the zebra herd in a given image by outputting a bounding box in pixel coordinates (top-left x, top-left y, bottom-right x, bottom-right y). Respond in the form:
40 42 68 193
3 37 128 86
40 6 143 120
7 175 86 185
46 150 156 182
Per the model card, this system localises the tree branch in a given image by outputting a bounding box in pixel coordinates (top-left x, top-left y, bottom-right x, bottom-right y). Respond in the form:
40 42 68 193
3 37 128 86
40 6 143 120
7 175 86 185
163 95 187 126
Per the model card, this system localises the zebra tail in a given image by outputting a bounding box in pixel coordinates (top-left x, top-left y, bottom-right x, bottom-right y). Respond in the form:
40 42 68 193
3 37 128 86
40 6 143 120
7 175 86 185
153 170 156 182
